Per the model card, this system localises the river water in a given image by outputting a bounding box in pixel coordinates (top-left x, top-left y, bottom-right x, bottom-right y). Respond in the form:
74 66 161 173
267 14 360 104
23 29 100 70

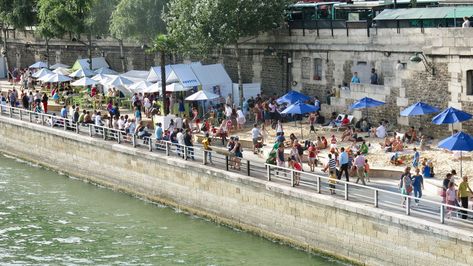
0 154 347 265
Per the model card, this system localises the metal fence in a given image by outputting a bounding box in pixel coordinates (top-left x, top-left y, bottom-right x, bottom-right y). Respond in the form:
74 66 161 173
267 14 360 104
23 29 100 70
1 104 472 229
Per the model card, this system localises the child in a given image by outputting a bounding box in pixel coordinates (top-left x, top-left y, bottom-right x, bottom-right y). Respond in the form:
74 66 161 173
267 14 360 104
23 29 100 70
307 143 318 172
330 135 337 149
428 161 435 178
309 112 316 133
364 159 370 182
421 160 430 178
446 181 457 218
288 157 302 186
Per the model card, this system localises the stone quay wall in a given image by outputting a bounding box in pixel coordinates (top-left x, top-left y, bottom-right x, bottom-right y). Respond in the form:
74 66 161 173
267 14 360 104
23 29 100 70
0 116 472 266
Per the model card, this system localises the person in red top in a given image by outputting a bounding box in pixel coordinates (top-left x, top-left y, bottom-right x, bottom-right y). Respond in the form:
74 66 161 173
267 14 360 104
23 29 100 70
341 114 350 126
288 157 302 186
307 143 318 172
321 136 328 149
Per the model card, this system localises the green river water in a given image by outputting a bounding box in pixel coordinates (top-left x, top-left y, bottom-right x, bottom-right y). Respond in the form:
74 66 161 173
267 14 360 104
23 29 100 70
0 154 348 265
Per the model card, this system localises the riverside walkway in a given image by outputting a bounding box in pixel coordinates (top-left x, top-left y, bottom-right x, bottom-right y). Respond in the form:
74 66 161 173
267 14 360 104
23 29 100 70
1 105 473 234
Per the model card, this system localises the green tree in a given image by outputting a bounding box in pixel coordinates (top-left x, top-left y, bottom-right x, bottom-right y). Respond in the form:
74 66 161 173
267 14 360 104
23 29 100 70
148 34 175 115
0 0 36 72
110 0 168 72
165 0 289 105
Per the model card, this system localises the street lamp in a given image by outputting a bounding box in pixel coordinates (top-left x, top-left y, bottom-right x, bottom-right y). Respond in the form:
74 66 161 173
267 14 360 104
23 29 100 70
410 52 435 75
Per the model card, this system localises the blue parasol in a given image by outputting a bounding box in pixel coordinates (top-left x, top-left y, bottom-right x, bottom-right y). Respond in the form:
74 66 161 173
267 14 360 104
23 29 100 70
400 102 439 116
281 101 319 138
438 131 473 176
276 90 311 105
432 107 472 125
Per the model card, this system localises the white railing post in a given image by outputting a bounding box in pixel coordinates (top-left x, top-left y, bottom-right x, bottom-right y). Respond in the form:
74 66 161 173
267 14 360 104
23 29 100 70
89 124 93 136
9 107 12 118
29 111 32 122
76 123 79 134
317 176 321 193
132 134 137 147
41 114 45 126
0 105 3 115
374 190 379 208
184 146 188 160
267 165 271 181
63 119 67 131
440 205 445 224
148 139 153 151
19 109 22 120
405 197 410 216
166 142 170 156
290 170 295 187
203 150 207 165
103 128 107 140
344 183 349 200
117 131 121 144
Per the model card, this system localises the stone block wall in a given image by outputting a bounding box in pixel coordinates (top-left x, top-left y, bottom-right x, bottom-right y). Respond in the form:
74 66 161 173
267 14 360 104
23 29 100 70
0 116 472 266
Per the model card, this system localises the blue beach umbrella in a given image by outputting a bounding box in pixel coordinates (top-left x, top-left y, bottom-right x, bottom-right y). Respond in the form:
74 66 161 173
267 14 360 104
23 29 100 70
281 101 319 138
438 131 473 176
276 90 311 105
400 102 439 116
350 97 385 122
432 107 472 125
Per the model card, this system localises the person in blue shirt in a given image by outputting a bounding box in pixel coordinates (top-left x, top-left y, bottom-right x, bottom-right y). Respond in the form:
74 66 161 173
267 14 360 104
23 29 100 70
421 160 431 178
412 168 424 204
351 72 361 84
337 147 350 181
155 122 163 141
60 105 68 118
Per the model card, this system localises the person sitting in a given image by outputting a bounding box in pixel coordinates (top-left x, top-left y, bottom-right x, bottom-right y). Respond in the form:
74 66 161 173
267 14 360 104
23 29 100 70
403 127 417 143
341 115 350 127
321 136 328 149
371 122 386 139
341 127 354 142
392 136 404 152
360 141 369 155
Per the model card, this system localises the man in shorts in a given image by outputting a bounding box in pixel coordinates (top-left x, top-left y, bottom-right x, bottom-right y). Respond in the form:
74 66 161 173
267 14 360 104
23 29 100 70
251 123 262 154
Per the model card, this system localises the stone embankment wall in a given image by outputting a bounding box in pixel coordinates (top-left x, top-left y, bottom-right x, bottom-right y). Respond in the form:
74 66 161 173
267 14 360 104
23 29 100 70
0 116 471 266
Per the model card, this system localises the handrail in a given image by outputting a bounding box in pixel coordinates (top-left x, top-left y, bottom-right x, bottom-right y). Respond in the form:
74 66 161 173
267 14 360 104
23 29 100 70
1 104 472 228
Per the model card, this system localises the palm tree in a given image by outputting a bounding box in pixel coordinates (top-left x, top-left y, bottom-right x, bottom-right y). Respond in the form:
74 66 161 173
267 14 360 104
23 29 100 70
149 34 175 115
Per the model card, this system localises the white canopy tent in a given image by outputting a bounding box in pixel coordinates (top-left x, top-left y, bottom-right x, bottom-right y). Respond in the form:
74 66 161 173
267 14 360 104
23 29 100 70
69 68 95 78
91 73 115 82
103 76 134 87
71 77 97 87
29 61 48 69
232 83 262 107
43 73 72 83
185 90 220 101
128 81 153 93
147 65 172 82
95 67 117 75
145 82 162 94
50 63 70 70
53 67 71 75
32 68 52 79
191 64 232 99
166 63 201 87
121 70 149 83
161 82 190 92
38 73 55 82
72 57 109 70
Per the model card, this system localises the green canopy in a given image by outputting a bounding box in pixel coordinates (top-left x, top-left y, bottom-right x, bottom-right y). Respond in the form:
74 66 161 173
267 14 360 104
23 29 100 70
374 7 473 21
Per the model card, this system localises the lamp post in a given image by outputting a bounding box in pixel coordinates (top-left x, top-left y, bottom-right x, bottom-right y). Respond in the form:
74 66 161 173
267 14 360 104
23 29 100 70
410 52 435 75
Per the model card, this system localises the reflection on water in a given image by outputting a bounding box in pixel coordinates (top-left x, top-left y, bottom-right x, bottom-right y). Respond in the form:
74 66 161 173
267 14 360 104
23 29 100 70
0 155 347 265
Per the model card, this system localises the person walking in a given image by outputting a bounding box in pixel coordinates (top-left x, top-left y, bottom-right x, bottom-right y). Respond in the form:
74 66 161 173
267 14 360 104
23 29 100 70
183 129 194 160
337 147 350 181
457 176 473 219
412 168 424 205
202 133 214 165
446 181 458 218
354 152 366 185
399 167 412 206
323 153 338 195
251 123 262 154
412 148 420 168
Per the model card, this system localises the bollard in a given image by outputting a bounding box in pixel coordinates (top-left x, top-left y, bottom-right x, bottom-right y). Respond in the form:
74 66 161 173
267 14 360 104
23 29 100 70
165 142 170 156
148 139 153 152
202 151 207 165
41 114 45 126
9 108 12 118
76 123 80 134
344 183 349 200
317 176 321 193
117 131 121 144
103 128 107 140
225 156 229 171
184 146 188 160
19 109 22 120
246 160 250 176
0 105 3 115
132 134 137 147
64 119 67 131
28 111 32 122
89 125 93 137
374 190 379 208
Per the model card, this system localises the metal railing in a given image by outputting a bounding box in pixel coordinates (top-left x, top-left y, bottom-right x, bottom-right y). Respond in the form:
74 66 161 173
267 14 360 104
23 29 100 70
1 104 472 229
